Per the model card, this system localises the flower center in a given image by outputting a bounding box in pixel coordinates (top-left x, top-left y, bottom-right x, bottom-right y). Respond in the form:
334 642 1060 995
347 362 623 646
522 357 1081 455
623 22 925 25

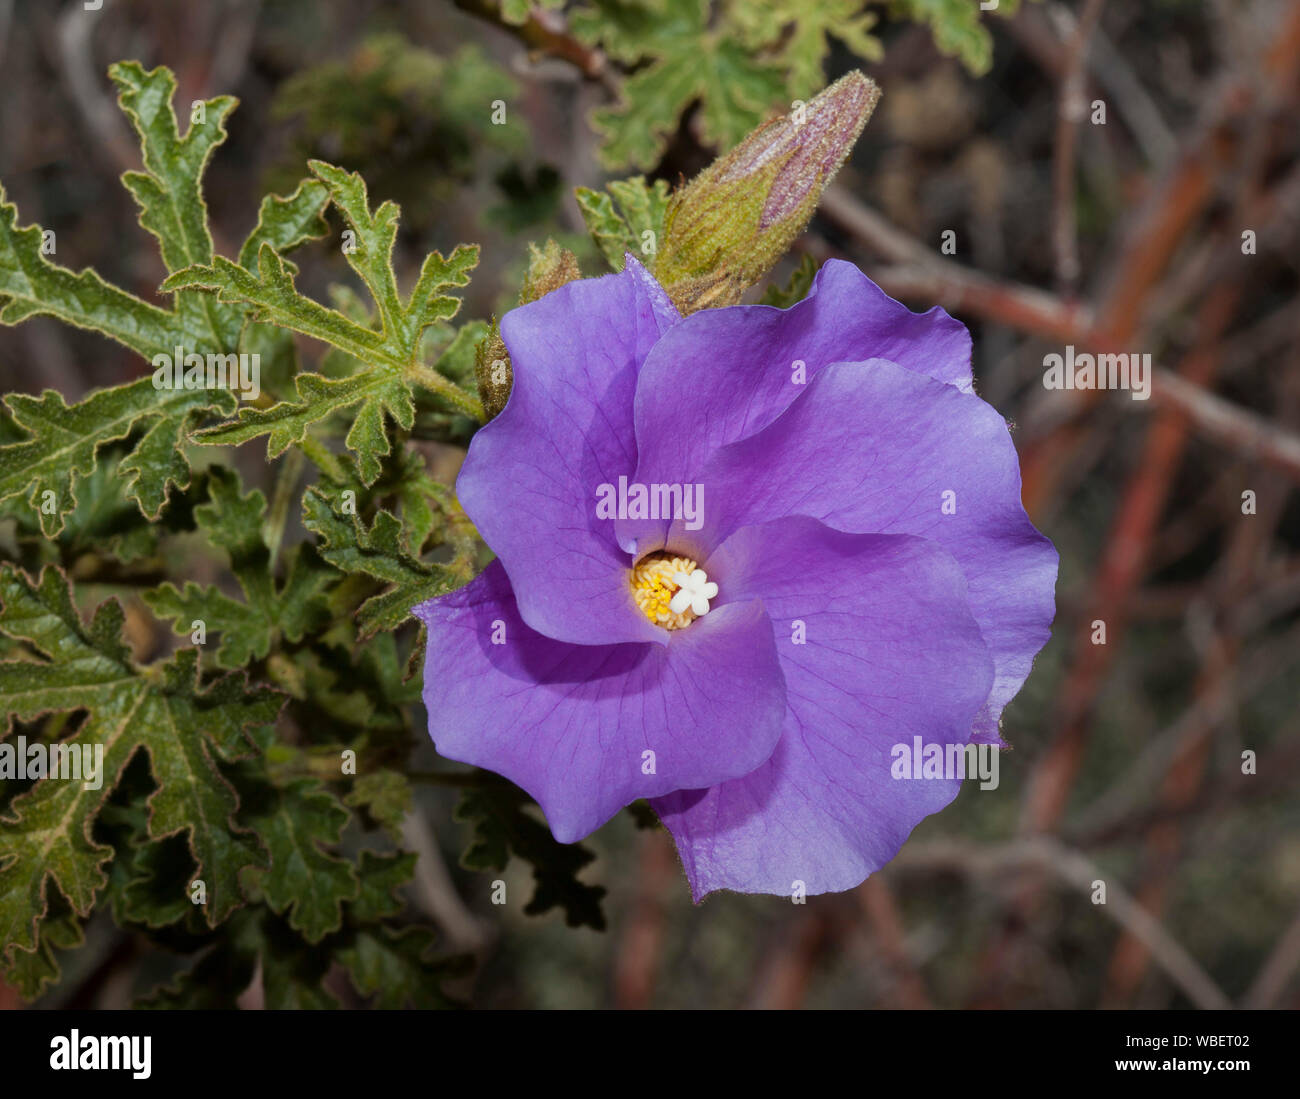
630 553 719 630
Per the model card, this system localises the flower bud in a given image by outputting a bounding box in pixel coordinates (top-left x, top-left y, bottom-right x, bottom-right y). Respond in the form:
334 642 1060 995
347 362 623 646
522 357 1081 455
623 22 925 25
654 71 880 314
520 239 581 304
476 240 581 418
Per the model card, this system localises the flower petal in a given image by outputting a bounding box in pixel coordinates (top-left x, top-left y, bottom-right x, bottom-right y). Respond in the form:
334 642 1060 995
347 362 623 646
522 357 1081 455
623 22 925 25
689 358 1058 743
653 516 994 898
414 561 787 843
616 259 971 558
458 257 680 646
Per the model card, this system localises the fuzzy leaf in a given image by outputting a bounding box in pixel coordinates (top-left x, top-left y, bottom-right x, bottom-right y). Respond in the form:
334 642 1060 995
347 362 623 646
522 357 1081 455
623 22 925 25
0 183 197 355
141 907 331 1009
236 178 333 399
760 254 820 307
499 0 567 25
173 161 483 480
345 770 413 841
349 850 417 922
109 61 243 349
574 0 788 170
143 466 331 666
239 778 358 943
100 796 199 930
302 486 473 635
457 784 607 930
0 66 327 534
575 176 671 271
143 851 458 1009
238 180 332 273
1 907 82 1000
337 926 468 1008
0 566 282 968
0 446 172 565
732 0 883 97
0 379 236 539
891 0 1021 76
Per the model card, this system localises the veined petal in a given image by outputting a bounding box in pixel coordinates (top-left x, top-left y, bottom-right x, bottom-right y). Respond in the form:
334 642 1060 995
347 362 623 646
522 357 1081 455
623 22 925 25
616 259 970 558
654 517 994 898
688 359 1058 744
458 257 680 647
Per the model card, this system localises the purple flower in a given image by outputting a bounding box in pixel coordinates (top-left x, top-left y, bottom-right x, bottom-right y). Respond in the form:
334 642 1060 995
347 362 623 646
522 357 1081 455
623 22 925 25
414 257 1057 899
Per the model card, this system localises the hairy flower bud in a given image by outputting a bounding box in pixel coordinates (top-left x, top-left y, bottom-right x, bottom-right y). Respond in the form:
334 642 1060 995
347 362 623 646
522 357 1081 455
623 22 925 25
520 239 582 304
654 71 880 314
476 240 581 418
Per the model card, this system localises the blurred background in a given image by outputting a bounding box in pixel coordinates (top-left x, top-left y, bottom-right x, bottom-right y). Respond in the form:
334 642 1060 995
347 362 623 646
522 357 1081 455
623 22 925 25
1 0 1298 1009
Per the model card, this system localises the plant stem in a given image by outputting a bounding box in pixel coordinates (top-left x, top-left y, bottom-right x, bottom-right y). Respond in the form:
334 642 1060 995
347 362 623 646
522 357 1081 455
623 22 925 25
263 446 305 573
297 432 347 484
409 362 486 423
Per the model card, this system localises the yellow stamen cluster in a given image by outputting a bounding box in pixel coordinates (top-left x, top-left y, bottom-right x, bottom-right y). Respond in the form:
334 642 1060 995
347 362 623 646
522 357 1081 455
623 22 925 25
631 553 699 630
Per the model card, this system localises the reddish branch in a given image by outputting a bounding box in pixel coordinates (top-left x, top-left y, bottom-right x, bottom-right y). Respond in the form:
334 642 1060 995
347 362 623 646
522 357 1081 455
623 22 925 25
453 0 615 89
612 830 677 1008
817 185 1300 492
1020 0 1300 512
1102 366 1299 1003
818 185 1094 342
857 877 932 1009
1022 285 1240 833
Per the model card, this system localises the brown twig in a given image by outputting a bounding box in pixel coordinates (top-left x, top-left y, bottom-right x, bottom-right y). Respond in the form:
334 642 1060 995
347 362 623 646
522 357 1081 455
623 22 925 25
1019 286 1240 840
818 185 1094 341
1101 354 1298 1004
894 838 1232 1009
452 0 617 92
746 909 831 1010
1020 0 1300 512
1146 369 1300 484
856 877 932 1009
1244 902 1300 1008
1049 0 1106 294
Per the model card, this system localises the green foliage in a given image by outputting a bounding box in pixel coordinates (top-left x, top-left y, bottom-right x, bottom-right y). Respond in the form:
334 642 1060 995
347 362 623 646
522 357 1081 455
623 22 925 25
457 784 608 930
499 0 567 25
0 62 328 536
760 254 821 307
268 35 527 231
169 161 483 481
891 0 1029 76
0 10 1020 1002
0 57 510 1008
144 467 331 666
302 483 475 636
731 0 883 97
0 448 178 567
572 0 1028 168
573 0 788 170
0 565 281 969
238 774 358 943
344 770 413 841
0 378 225 543
143 852 466 1008
575 176 671 271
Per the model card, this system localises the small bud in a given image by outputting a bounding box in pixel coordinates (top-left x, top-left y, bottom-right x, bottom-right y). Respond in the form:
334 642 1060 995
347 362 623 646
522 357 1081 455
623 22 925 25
476 240 582 419
520 239 581 304
474 322 511 421
654 71 880 314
